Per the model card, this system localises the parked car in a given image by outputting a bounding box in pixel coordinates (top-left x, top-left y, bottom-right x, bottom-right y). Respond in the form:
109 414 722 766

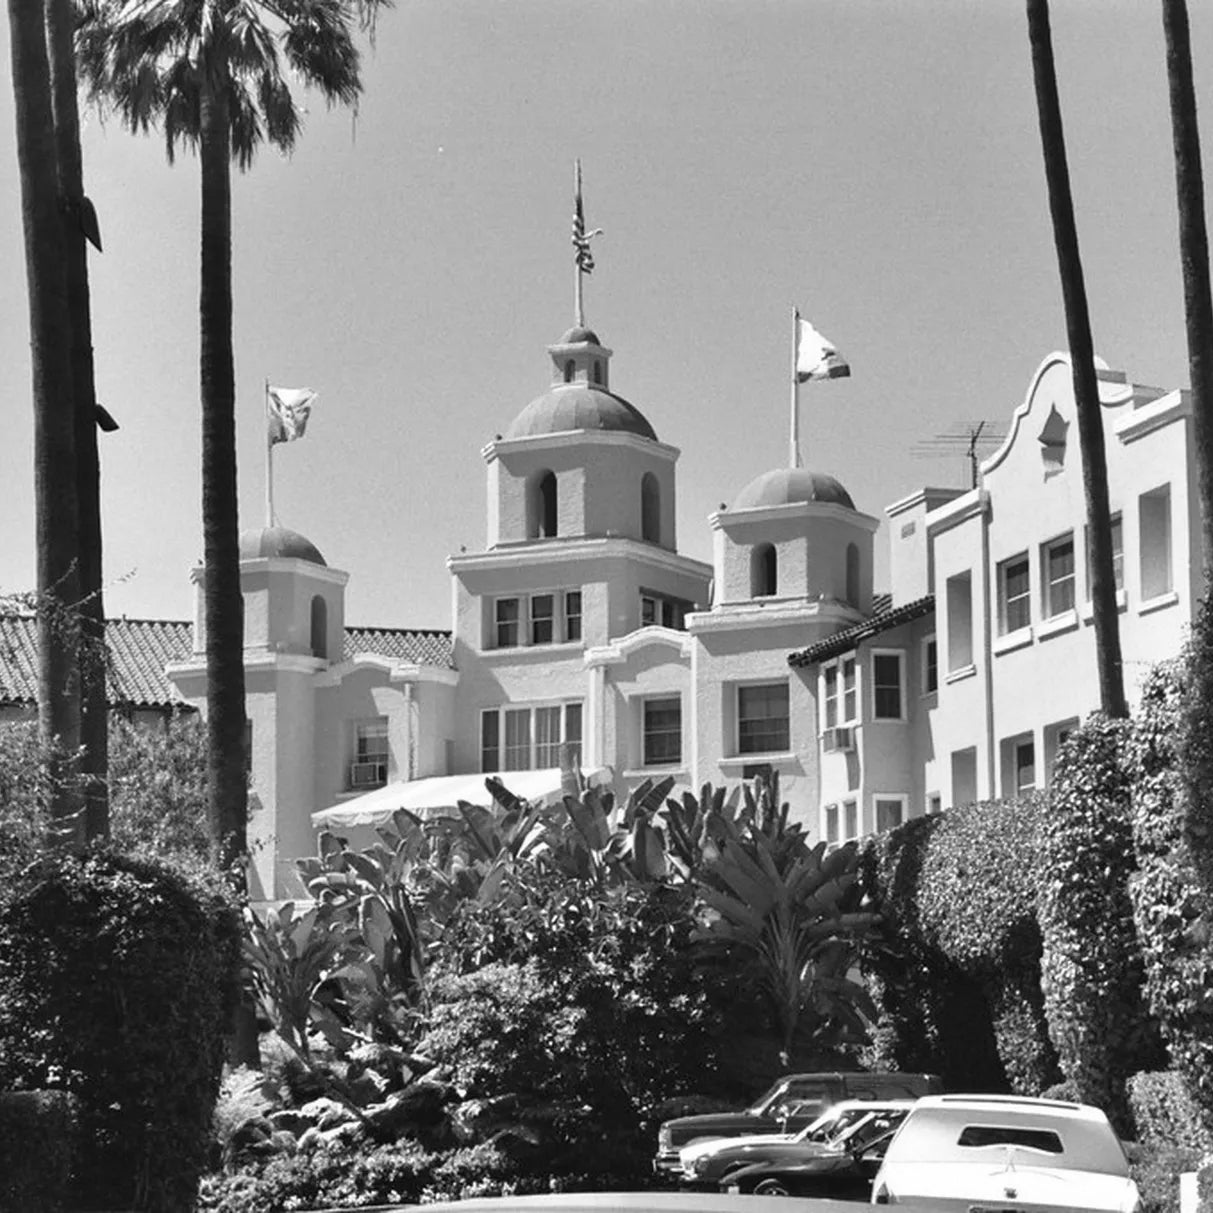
653 1071 941 1174
723 1111 908 1198
870 1094 1140 1213
681 1101 916 1189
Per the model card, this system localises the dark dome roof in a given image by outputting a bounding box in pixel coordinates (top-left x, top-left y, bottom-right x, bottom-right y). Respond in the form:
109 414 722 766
239 525 326 566
733 467 855 511
557 326 601 345
505 384 658 441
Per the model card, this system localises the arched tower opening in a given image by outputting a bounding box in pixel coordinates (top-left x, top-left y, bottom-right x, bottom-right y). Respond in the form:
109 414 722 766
751 543 778 597
529 470 558 539
641 472 661 543
310 595 328 659
846 542 861 606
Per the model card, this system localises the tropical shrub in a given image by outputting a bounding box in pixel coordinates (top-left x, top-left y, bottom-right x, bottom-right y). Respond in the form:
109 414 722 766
1128 1070 1213 1154
0 849 241 1212
1127 661 1213 1135
0 1090 78 1213
1039 715 1164 1135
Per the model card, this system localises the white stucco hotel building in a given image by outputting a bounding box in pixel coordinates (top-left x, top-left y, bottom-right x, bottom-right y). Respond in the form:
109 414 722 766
14 323 1189 901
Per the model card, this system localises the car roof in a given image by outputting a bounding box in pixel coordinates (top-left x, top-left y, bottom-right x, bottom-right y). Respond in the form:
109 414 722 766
908 1094 1107 1122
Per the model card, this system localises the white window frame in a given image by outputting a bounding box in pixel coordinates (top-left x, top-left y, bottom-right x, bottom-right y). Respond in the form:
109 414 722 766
350 717 389 789
841 656 858 724
736 680 791 756
927 792 942 815
873 793 908 834
530 593 555 645
641 590 690 631
822 802 840 845
492 588 583 649
946 570 974 674
564 590 583 642
494 596 521 648
1084 513 1124 601
841 797 859 842
1041 531 1076 620
480 701 583 772
1001 732 1036 798
870 649 906 721
922 634 938 696
1139 484 1174 603
641 695 683 768
997 552 1031 636
821 662 839 729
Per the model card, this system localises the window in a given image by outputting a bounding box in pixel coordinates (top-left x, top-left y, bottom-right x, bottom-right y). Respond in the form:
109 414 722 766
998 553 1031 634
1085 514 1124 597
536 471 557 538
641 473 661 544
643 696 682 766
872 651 904 720
531 594 554 645
564 591 582 642
310 595 327 659
952 747 977 808
842 657 857 722
751 543 777 597
737 682 790 754
350 718 389 788
593 359 603 385
1001 733 1036 798
1140 485 1173 600
823 665 839 729
1041 533 1075 618
842 798 858 840
495 597 520 648
641 591 691 631
923 636 938 695
563 359 575 383
1044 717 1080 785
958 1126 1063 1154
481 702 583 772
946 571 973 671
823 803 840 844
874 796 905 833
927 792 942 815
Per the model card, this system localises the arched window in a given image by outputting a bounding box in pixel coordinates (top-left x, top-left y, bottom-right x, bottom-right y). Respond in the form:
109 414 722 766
846 543 861 607
530 470 557 538
564 359 575 383
641 472 661 543
593 360 603 385
751 543 777 597
310 595 327 659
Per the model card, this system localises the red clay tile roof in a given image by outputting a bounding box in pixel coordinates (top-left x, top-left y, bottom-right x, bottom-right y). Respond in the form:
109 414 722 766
787 594 934 667
0 614 453 709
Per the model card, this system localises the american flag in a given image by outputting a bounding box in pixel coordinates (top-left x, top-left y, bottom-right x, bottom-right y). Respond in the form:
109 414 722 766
572 163 598 274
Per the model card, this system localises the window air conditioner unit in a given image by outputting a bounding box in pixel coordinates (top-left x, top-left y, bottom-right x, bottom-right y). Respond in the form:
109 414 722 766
349 761 386 788
822 726 855 754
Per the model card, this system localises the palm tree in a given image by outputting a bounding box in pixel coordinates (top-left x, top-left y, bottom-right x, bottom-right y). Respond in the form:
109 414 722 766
46 0 109 840
1026 0 1127 718
7 0 85 836
1161 0 1213 581
77 0 385 881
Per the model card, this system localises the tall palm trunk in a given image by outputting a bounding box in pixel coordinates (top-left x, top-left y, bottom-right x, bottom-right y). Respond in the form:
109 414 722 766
1162 0 1213 583
1027 0 1127 719
199 77 248 881
8 0 85 834
46 0 108 839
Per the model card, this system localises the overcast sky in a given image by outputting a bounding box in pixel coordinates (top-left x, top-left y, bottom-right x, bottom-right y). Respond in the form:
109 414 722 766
1 0 1209 630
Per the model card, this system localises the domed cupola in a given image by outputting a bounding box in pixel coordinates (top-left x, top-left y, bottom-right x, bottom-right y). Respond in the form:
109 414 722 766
733 467 855 512
503 326 658 442
239 524 327 566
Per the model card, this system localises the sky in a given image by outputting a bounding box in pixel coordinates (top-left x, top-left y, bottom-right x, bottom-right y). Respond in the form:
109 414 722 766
1 0 1211 632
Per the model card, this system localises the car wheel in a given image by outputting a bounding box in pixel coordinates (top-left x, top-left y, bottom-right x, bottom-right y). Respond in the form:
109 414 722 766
752 1178 793 1197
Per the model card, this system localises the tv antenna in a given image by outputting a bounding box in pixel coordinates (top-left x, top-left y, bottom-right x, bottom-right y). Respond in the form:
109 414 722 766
911 421 1006 489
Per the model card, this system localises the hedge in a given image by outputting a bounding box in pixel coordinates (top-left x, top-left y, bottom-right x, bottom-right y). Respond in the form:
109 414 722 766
0 849 242 1211
0 1090 78 1213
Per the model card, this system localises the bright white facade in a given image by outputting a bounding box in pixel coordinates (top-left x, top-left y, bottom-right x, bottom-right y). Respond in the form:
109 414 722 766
164 331 1197 900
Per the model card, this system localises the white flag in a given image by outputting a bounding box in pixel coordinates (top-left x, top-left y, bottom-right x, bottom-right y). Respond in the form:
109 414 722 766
267 386 316 445
795 318 851 382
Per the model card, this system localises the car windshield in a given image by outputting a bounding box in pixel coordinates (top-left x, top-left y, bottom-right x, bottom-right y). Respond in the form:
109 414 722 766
795 1106 873 1144
750 1079 831 1117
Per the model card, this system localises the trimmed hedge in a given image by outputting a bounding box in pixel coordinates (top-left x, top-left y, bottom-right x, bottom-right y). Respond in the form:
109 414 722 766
1127 661 1213 1136
0 849 242 1212
0 1090 78 1213
1039 715 1164 1136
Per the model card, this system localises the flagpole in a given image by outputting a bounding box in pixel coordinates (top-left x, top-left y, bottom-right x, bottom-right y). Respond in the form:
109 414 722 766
790 306 801 469
265 379 274 528
574 159 584 328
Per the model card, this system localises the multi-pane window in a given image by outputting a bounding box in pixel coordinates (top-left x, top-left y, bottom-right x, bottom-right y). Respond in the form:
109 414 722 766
640 592 691 631
495 597 521 648
823 803 840 844
842 798 859 840
875 796 905 833
924 637 938 694
872 652 904 720
481 702 582 772
643 697 682 766
1140 485 1173 600
998 553 1031 634
564 591 583 642
1085 515 1124 597
1042 533 1075 618
1004 736 1036 798
531 594 554 645
842 657 857 723
350 718 389 788
738 682 790 754
823 665 839 729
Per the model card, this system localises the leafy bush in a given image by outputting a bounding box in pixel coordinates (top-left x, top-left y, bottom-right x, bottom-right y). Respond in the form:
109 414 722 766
1039 715 1164 1134
0 1090 78 1213
1128 1071 1213 1154
0 849 242 1212
1129 1140 1206 1213
1127 662 1213 1135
